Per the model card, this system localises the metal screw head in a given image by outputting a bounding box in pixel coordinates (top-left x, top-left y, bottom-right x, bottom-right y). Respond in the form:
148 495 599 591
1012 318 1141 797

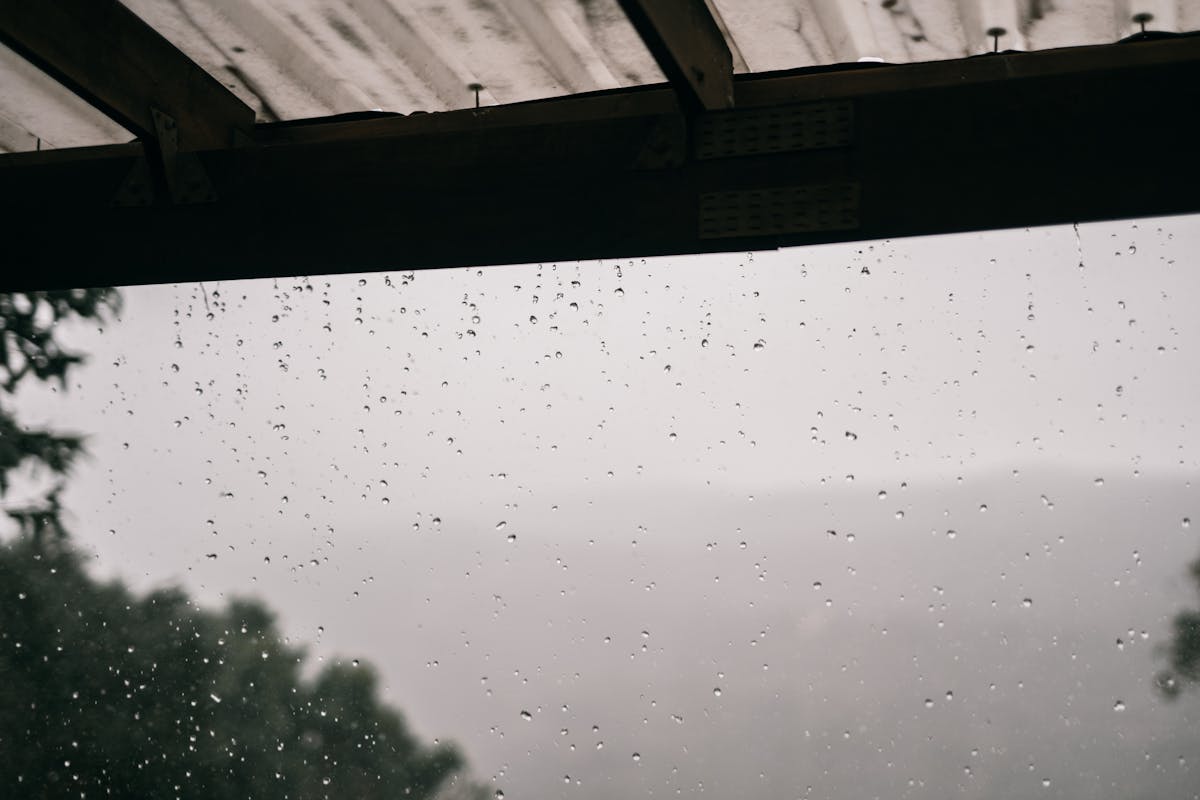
986 26 1006 53
468 82 484 108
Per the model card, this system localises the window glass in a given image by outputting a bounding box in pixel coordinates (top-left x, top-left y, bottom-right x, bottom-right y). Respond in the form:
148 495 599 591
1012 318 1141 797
4 215 1199 797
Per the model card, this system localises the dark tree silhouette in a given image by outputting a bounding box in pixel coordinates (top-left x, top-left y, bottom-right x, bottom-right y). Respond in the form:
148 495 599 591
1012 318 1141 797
0 289 119 539
0 290 490 799
0 533 469 797
1156 555 1200 699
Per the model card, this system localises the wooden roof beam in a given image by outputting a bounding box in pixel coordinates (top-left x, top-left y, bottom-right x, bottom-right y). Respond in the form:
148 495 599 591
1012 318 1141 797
0 0 254 151
1 35 1198 290
616 0 734 110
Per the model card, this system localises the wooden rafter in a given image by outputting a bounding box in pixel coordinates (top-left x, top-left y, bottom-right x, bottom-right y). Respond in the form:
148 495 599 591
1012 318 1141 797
616 0 734 110
0 0 254 151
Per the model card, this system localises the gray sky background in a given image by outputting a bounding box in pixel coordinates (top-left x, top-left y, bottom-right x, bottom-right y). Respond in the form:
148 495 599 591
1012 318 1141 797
9 215 1200 798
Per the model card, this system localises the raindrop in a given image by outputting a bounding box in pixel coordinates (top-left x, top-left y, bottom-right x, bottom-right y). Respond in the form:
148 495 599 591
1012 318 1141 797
713 687 722 697
520 710 532 721
924 698 934 708
1022 598 1033 608
631 753 641 762
1113 700 1126 712
752 339 765 351
495 521 507 530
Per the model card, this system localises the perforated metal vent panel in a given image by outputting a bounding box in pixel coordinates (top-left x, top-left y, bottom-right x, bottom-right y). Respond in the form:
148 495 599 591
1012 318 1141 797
694 100 854 160
698 182 860 239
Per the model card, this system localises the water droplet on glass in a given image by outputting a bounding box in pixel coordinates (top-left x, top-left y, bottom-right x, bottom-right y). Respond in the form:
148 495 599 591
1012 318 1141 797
520 710 532 721
1113 700 1126 712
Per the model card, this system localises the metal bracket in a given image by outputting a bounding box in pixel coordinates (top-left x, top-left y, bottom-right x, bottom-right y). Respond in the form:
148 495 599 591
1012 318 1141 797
634 113 688 169
151 107 217 204
694 100 854 160
112 109 220 206
111 156 155 207
699 182 860 239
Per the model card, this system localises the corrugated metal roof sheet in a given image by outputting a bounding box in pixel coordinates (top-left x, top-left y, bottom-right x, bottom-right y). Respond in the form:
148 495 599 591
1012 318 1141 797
1 0 1197 152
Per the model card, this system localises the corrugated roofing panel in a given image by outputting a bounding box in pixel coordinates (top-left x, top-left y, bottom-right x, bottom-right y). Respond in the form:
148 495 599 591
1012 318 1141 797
0 1 1195 152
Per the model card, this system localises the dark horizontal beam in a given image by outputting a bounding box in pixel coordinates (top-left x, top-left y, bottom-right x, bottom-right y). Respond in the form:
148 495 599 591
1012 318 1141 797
0 0 254 151
617 0 733 110
1 36 1198 291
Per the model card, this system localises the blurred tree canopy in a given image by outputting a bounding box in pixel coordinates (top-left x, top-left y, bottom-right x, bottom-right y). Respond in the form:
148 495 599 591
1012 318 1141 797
0 533 471 798
1157 556 1200 699
0 290 120 539
0 290 488 798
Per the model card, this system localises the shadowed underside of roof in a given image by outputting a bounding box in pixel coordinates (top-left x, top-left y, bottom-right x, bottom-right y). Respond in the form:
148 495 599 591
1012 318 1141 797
1 0 1197 152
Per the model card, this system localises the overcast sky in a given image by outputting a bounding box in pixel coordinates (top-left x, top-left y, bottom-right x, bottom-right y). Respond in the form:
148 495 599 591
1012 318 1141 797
10 215 1200 798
